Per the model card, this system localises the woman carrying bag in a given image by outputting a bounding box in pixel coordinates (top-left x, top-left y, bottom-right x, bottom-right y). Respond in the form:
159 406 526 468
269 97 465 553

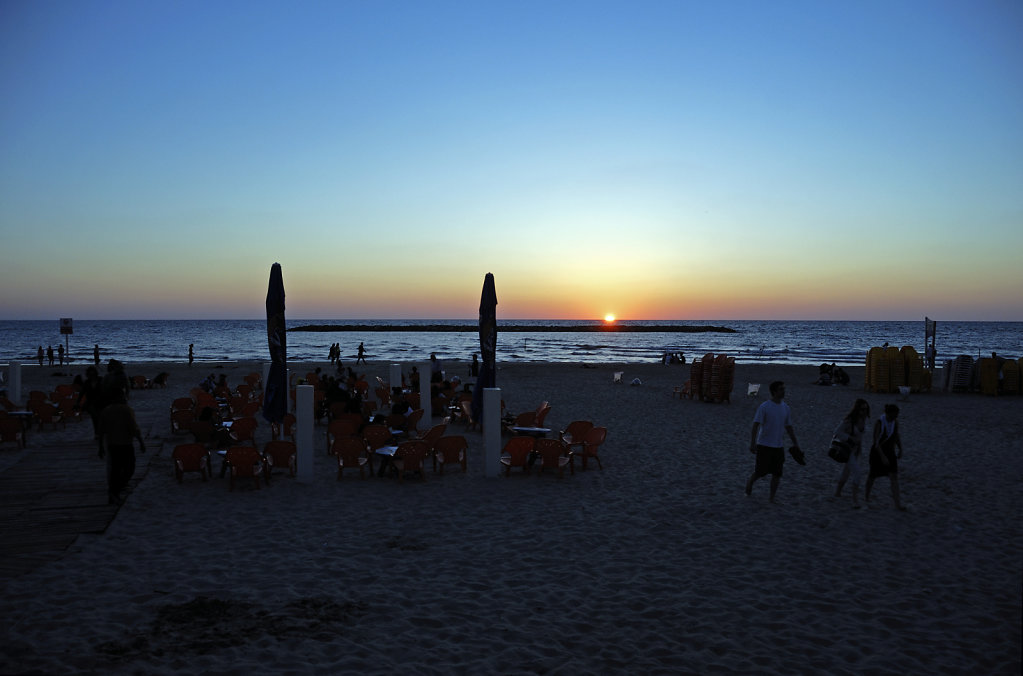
833 399 871 508
866 404 907 511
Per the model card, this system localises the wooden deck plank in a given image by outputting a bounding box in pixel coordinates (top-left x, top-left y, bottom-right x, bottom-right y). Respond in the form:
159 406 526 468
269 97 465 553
0 415 163 581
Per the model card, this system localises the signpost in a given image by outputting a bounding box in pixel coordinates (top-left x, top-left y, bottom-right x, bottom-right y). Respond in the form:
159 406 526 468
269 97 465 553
60 318 72 363
924 317 937 369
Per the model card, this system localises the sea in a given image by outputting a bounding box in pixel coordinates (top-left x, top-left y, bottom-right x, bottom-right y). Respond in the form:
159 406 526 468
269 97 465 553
1 319 1020 368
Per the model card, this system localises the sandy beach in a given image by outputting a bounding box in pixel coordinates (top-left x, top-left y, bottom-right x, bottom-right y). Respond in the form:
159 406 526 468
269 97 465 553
1 359 1021 674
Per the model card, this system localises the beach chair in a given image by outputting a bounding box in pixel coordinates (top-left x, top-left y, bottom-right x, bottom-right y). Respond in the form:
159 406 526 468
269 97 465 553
263 440 297 478
500 436 534 476
327 418 361 453
0 418 25 449
229 417 258 447
405 408 424 436
362 423 393 474
433 435 468 474
29 400 62 431
272 413 296 442
574 426 607 471
392 440 429 483
535 438 571 478
414 423 447 470
225 446 264 491
613 371 624 384
559 420 593 458
172 443 210 483
332 437 370 479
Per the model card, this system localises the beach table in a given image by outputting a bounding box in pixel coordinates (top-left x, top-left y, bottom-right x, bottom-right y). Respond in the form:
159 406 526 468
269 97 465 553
510 426 550 438
375 445 399 478
8 410 33 444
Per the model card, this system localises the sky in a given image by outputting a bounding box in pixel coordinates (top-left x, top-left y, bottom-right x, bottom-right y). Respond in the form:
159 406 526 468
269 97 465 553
1 0 1021 322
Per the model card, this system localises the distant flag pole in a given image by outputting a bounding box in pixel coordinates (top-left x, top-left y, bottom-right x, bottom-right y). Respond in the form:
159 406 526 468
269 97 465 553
263 263 287 427
471 272 497 424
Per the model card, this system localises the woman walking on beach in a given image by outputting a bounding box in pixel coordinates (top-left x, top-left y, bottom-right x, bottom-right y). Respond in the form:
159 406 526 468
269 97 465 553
866 404 906 511
833 398 870 508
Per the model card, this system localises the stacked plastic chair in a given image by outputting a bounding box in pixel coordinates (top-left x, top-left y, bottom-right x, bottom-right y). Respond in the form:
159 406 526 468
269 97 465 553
950 355 974 392
1002 360 1020 395
688 353 734 403
902 346 925 393
689 358 704 400
866 347 890 393
979 358 999 396
700 353 714 401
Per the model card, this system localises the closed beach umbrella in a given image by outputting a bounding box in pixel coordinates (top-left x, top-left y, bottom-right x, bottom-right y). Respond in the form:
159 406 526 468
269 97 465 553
471 272 497 423
262 263 287 425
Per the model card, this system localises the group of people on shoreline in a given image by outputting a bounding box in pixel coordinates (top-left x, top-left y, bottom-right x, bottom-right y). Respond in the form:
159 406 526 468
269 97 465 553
746 381 905 510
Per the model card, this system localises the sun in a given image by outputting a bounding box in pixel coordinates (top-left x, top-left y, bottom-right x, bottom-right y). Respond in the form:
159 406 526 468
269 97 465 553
604 313 616 323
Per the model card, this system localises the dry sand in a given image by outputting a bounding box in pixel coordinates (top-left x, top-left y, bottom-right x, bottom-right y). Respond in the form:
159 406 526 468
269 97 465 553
1 359 1021 674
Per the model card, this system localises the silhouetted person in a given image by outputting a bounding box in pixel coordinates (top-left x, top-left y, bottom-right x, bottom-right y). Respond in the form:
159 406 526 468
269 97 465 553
58 344 64 366
188 343 194 366
76 365 105 441
746 381 800 503
37 345 44 366
356 342 367 364
93 344 100 365
47 345 54 366
98 390 145 505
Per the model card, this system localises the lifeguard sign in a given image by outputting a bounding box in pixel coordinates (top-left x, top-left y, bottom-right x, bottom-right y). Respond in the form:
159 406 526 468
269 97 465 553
60 318 72 362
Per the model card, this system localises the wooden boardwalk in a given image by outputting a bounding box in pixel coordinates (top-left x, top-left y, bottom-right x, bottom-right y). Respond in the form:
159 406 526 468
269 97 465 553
0 430 158 581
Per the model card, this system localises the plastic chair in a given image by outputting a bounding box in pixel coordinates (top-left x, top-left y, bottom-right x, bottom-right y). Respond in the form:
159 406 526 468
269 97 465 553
170 409 194 435
362 423 394 474
0 418 25 449
535 438 571 478
225 446 263 491
415 423 447 470
327 418 361 453
172 443 210 483
433 435 468 474
332 437 370 479
500 436 535 476
263 440 297 478
30 401 63 430
559 420 593 457
575 426 607 471
229 417 258 447
393 440 429 483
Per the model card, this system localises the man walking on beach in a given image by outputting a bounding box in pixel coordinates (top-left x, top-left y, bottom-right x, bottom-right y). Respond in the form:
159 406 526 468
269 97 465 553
98 389 145 505
356 342 367 364
746 381 800 503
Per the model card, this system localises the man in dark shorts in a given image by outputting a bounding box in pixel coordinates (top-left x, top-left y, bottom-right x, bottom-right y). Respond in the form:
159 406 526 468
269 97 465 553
746 381 800 502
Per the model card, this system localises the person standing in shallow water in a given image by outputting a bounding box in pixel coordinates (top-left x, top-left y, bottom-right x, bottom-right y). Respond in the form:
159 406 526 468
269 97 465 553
188 343 194 366
93 344 100 365
746 381 800 503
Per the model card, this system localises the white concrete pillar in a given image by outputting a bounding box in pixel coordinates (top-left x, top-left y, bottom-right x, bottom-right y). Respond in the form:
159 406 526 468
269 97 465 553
296 384 314 483
9 361 21 404
389 363 402 391
419 362 431 419
484 388 501 478
420 361 432 423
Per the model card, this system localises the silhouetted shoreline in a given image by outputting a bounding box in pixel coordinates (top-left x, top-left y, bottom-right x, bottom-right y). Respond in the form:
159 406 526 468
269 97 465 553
289 324 737 333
